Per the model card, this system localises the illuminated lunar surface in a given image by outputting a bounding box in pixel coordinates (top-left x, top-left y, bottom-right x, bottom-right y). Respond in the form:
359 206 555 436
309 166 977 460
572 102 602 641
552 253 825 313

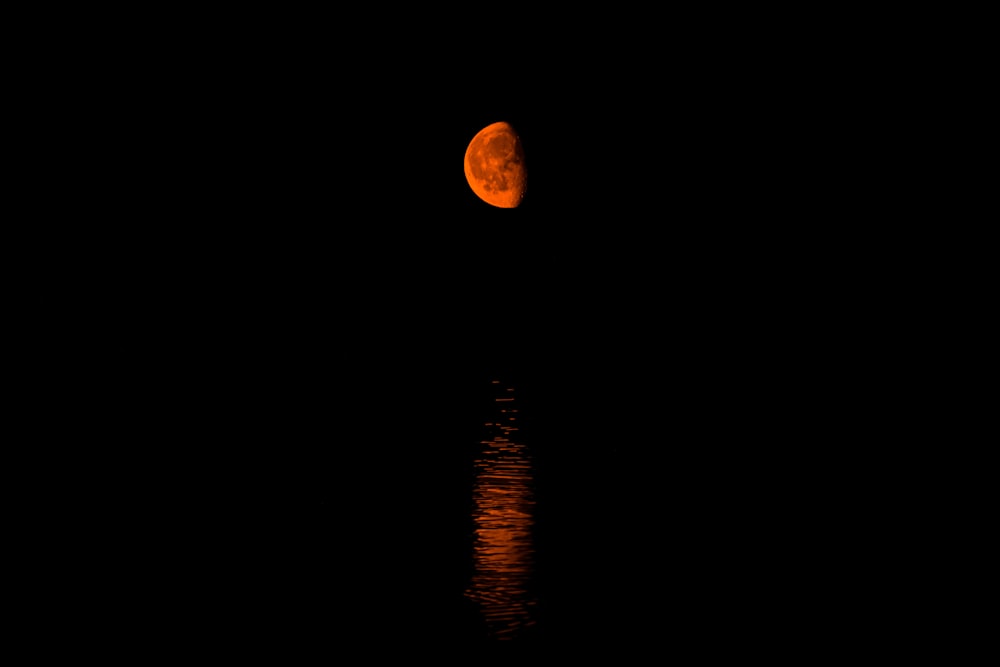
464 122 527 208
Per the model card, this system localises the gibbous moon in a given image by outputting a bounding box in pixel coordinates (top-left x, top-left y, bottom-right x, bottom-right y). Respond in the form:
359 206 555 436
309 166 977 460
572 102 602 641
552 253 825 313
464 121 527 208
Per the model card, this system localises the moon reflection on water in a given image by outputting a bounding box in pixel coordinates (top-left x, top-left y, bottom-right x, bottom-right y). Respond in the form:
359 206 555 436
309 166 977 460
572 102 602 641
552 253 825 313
464 379 538 641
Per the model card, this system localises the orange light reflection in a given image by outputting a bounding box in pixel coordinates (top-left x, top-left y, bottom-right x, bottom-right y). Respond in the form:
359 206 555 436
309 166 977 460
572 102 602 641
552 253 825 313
465 381 537 641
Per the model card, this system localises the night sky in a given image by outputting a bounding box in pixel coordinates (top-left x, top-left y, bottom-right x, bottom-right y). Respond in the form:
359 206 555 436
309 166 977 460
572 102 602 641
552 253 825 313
43 17 877 658
162 82 821 651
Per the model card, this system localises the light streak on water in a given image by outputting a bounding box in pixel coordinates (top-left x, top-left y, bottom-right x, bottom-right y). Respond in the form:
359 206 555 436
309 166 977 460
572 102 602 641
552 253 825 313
464 379 538 641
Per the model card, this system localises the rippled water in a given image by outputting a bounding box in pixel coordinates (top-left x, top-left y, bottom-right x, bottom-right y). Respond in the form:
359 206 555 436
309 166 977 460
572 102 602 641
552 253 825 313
464 379 538 641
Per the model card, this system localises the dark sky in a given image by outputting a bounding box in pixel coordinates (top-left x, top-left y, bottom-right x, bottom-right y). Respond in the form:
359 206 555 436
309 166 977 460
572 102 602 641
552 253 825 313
170 65 777 446
54 21 870 654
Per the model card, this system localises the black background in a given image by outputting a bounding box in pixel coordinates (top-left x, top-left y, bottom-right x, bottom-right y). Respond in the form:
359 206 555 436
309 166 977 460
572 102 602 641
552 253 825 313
27 11 889 658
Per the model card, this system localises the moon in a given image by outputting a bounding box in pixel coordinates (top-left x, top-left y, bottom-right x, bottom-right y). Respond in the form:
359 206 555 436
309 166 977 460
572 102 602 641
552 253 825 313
464 121 527 208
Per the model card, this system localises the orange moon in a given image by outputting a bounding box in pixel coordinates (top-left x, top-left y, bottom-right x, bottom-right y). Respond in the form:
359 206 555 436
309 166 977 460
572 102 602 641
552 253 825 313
464 121 527 208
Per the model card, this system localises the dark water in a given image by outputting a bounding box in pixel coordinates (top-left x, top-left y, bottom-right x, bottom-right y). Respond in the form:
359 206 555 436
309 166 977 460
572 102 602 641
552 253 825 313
29 243 883 656
40 334 863 658
34 307 889 660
